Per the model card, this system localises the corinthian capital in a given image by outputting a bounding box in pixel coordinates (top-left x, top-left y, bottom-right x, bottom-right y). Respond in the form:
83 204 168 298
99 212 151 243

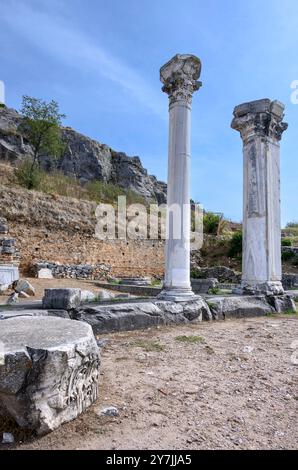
231 99 288 143
160 54 202 105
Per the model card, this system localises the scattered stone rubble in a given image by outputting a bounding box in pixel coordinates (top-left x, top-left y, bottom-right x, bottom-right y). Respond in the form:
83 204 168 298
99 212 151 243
282 273 298 290
194 266 241 284
33 262 111 280
0 217 20 288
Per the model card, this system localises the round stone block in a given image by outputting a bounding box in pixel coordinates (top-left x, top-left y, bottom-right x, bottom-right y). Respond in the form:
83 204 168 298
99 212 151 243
0 317 100 435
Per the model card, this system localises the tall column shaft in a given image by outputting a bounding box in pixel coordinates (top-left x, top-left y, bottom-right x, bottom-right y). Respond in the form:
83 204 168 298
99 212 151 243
158 54 202 301
164 98 191 291
232 99 288 295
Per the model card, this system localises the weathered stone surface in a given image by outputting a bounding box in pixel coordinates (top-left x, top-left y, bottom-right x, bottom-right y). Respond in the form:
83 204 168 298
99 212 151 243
0 310 69 320
14 279 35 296
158 54 201 300
0 317 100 435
0 217 8 235
6 292 18 304
232 99 287 295
0 107 167 203
43 288 81 310
72 297 210 334
193 266 241 284
191 278 218 294
18 291 30 298
34 262 111 280
0 265 19 286
267 295 296 314
120 277 151 286
98 290 115 300
80 290 96 303
282 273 298 290
37 268 53 279
207 295 275 320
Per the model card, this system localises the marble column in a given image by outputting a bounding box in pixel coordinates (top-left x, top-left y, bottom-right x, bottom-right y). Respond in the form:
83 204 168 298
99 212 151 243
231 99 288 295
158 54 202 301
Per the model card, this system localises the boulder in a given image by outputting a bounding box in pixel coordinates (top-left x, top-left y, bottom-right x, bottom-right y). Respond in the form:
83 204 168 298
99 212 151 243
0 316 100 435
14 279 35 296
18 291 30 299
6 292 18 304
42 288 81 310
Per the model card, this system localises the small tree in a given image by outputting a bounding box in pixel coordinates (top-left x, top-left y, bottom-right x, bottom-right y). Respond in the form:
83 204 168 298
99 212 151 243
203 211 227 235
228 231 242 258
18 96 66 189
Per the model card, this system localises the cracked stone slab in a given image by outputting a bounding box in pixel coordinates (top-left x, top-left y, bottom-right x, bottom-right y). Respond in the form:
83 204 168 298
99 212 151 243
207 295 275 320
0 316 100 435
73 297 211 334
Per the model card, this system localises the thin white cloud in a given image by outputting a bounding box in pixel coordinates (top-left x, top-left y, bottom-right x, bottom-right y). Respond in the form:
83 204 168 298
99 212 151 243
1 0 166 119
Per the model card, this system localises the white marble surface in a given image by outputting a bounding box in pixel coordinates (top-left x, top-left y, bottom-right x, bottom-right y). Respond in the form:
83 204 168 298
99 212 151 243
158 54 201 300
232 99 287 295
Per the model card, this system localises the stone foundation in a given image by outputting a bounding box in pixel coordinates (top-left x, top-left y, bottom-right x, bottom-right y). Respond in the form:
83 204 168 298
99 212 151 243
34 262 111 280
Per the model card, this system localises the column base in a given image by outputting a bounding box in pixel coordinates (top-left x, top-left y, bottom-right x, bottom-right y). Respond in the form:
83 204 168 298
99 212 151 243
157 286 196 302
241 281 284 296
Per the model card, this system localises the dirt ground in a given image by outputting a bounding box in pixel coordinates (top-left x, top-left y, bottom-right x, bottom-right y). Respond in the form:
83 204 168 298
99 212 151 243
1 314 297 451
0 277 115 304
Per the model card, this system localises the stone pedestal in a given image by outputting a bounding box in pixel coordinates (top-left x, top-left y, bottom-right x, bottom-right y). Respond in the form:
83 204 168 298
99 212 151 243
231 99 287 295
158 54 202 301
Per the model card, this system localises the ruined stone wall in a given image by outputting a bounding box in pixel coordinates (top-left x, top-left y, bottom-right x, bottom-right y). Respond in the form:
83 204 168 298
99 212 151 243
0 217 20 266
8 222 164 277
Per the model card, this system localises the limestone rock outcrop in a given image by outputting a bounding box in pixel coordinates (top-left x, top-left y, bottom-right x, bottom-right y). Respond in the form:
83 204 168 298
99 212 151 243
0 106 167 203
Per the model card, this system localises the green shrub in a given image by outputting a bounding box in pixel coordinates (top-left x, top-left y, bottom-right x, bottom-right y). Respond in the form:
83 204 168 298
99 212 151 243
85 180 147 205
282 250 295 262
190 268 202 279
228 231 242 258
281 238 293 247
292 255 298 267
14 158 43 190
203 212 221 235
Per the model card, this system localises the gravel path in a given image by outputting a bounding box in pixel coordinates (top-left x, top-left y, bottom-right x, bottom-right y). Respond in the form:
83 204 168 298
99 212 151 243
1 314 298 450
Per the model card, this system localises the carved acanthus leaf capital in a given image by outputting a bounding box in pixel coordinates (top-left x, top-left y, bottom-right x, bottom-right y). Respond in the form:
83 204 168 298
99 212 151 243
231 99 288 142
160 54 202 105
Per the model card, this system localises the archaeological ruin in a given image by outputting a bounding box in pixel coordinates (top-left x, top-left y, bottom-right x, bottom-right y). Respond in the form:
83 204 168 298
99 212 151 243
0 53 297 441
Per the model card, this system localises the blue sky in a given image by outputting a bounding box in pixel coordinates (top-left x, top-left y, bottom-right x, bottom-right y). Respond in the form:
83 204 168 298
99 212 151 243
0 0 297 225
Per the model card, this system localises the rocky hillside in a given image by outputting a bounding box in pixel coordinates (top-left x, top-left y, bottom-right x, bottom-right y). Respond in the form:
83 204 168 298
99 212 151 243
0 106 167 203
